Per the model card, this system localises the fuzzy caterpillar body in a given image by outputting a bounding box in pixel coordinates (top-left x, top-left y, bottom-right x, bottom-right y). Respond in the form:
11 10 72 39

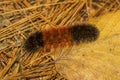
24 23 99 52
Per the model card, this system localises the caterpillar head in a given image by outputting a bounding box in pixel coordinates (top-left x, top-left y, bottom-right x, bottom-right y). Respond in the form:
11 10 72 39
24 31 44 52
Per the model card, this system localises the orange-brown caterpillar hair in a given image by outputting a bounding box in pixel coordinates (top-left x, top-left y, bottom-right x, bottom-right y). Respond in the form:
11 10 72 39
24 23 99 53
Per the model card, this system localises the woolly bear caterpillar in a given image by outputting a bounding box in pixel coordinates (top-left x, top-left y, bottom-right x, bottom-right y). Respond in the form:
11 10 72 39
24 23 99 53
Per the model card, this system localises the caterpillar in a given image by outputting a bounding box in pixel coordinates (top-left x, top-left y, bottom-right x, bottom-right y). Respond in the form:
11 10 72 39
24 23 99 53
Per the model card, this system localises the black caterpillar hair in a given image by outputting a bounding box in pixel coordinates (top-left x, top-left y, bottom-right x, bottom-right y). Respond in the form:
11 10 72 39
69 23 99 44
24 31 44 52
